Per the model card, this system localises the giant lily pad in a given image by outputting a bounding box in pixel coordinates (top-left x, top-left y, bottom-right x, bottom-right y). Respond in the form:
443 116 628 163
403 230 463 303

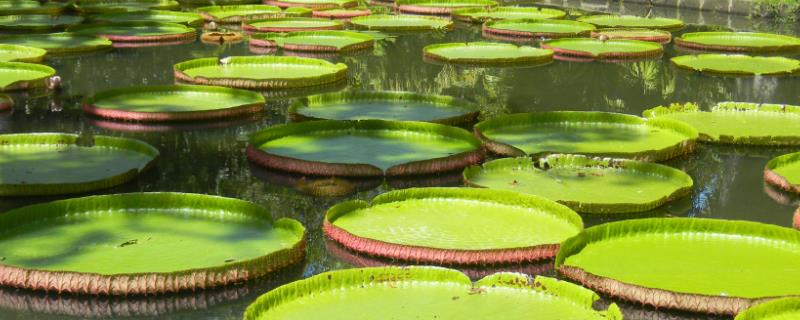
247 120 484 177
312 7 371 19
0 0 67 15
0 62 56 91
765 151 800 194
83 85 265 122
0 44 46 63
541 38 663 60
69 22 196 43
174 56 347 89
0 15 83 31
591 28 672 44
244 267 622 319
577 14 684 30
464 154 693 214
92 10 204 26
671 54 800 76
475 111 697 161
675 32 800 52
0 192 306 294
73 0 180 14
452 6 566 23
350 14 452 31
0 33 112 55
289 90 479 125
264 0 357 9
396 0 497 15
325 187 582 264
483 19 595 39
0 133 157 195
735 298 800 320
249 31 374 53
643 102 800 145
243 17 343 33
423 42 553 66
556 218 800 314
196 5 296 23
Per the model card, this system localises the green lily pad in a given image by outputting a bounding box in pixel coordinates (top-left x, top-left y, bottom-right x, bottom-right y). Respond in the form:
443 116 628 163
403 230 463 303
83 85 266 122
243 17 343 33
0 192 306 295
396 0 497 15
735 298 800 320
675 32 800 52
423 42 553 66
247 120 483 177
556 218 800 314
326 187 582 264
541 38 663 60
0 44 46 63
311 7 371 19
591 28 672 44
0 0 67 15
474 111 698 161
196 5 286 23
68 22 196 43
643 102 800 145
0 94 12 111
0 15 84 31
73 0 180 14
452 6 566 23
765 151 800 194
577 14 684 30
174 56 347 89
264 0 358 9
249 30 374 52
0 133 157 195
0 33 112 55
177 0 259 5
671 54 800 76
464 154 693 214
289 90 479 125
244 267 622 320
0 62 56 91
482 19 595 39
350 14 453 31
92 10 204 26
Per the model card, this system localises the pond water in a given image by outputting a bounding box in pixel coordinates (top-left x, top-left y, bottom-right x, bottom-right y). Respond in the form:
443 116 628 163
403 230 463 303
1 1 799 319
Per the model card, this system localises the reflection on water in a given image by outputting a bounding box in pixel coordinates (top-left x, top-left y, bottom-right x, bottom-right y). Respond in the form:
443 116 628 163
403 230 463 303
1 2 799 319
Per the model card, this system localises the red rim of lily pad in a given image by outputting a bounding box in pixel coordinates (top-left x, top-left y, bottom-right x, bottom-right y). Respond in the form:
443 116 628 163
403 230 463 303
242 17 343 33
764 151 800 195
674 32 800 53
540 38 664 60
249 31 374 52
794 208 800 230
482 19 595 39
395 0 497 15
591 28 672 44
68 22 196 43
264 0 358 10
312 7 372 19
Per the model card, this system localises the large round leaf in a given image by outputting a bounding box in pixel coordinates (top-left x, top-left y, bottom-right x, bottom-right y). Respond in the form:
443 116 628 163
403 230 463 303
196 5 302 23
0 62 56 91
243 17 343 33
249 30 374 52
0 32 112 55
174 56 347 89
671 54 800 76
0 14 83 31
423 42 553 66
247 119 484 177
474 111 698 161
0 44 46 63
73 0 180 14
644 102 800 145
0 0 67 15
350 14 452 32
396 0 497 15
464 154 693 213
325 187 582 264
556 218 800 314
265 0 357 9
68 21 196 43
577 14 684 30
92 10 204 26
591 28 672 44
312 7 371 19
0 193 306 295
244 267 622 319
453 6 566 23
541 38 663 60
675 32 800 52
765 151 800 194
483 19 595 39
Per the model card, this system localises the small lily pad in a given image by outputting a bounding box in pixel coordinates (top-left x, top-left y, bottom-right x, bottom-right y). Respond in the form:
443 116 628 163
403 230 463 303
671 54 800 76
350 14 452 31
0 33 112 55
249 30 374 52
92 10 204 26
591 28 672 44
577 14 684 30
174 56 348 89
0 62 56 91
243 17 343 33
541 38 663 60
675 32 800 52
0 44 46 63
483 19 595 39
423 42 553 66
396 0 497 15
0 15 83 31
452 6 566 23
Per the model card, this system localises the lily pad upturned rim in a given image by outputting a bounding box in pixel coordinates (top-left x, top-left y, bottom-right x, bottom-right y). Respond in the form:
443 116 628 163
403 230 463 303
422 41 554 66
0 133 159 196
288 90 480 125
0 32 113 55
173 56 348 89
474 111 699 162
675 32 800 52
244 266 623 319
395 0 498 15
91 10 204 26
0 61 56 91
0 94 12 111
82 85 266 122
643 102 800 145
249 30 374 52
765 151 800 195
540 38 664 60
463 154 694 214
324 187 583 265
671 54 800 76
591 28 672 44
482 18 596 39
577 14 685 31
735 298 800 320
555 217 800 315
68 21 197 43
0 0 67 15
195 5 284 23
0 14 84 31
247 119 484 177
0 44 46 63
242 17 343 33
349 14 453 32
0 192 307 295
451 6 567 23
263 0 358 10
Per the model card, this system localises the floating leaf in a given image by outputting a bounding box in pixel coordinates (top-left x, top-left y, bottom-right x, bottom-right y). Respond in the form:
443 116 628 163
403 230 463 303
675 31 800 52
243 17 343 32
174 56 348 89
483 19 595 39
577 14 684 30
396 0 497 15
453 6 566 23
591 28 672 44
350 14 453 32
0 33 112 55
423 42 553 66
541 38 663 60
671 54 800 76
0 62 56 91
250 30 374 53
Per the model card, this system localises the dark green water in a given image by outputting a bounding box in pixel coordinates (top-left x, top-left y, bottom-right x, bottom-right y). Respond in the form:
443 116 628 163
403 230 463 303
1 2 799 319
